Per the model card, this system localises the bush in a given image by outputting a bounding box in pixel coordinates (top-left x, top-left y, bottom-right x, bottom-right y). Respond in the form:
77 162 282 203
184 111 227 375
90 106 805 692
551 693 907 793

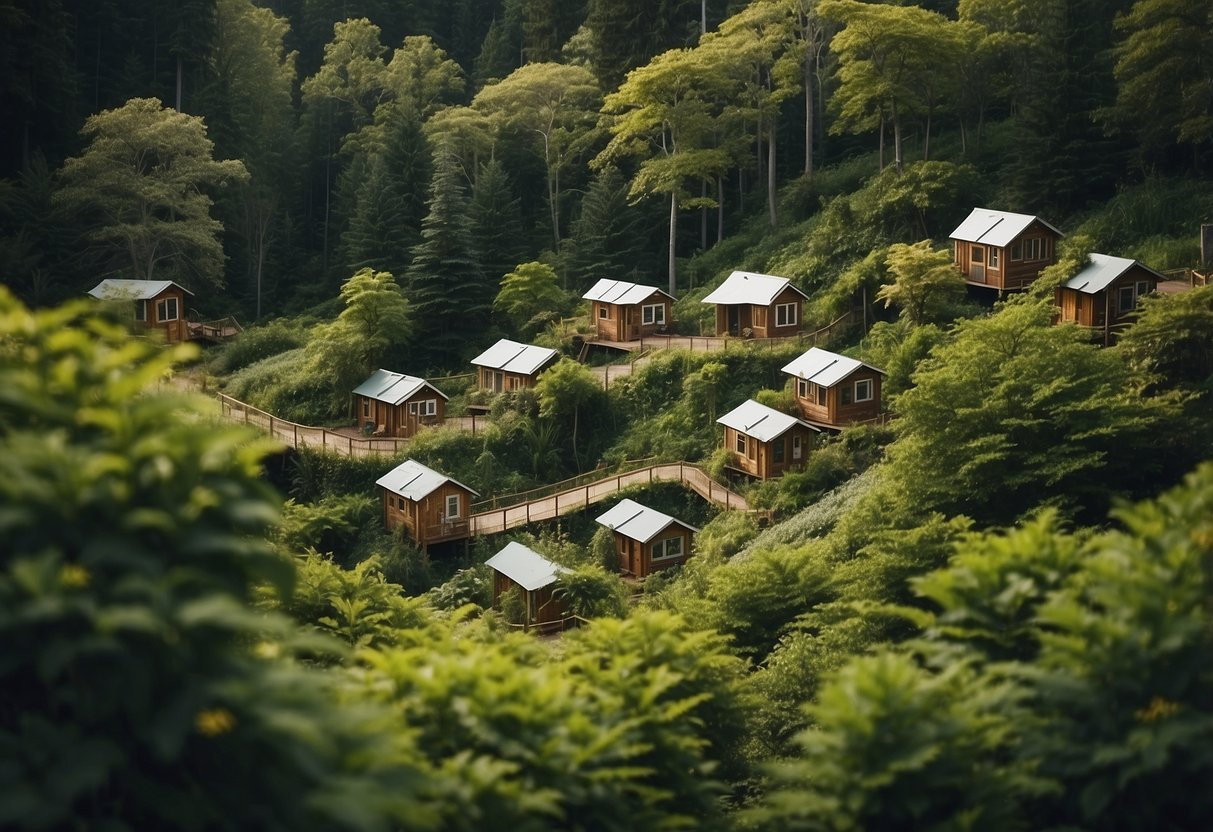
212 319 307 374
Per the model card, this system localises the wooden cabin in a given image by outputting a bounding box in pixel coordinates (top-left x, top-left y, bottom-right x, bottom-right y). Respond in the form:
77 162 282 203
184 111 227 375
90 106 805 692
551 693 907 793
1056 253 1163 346
716 399 821 480
485 541 570 631
352 369 447 437
470 339 559 392
87 279 194 343
782 347 885 429
582 278 675 342
949 208 1063 291
375 459 479 550
596 498 699 579
700 271 808 338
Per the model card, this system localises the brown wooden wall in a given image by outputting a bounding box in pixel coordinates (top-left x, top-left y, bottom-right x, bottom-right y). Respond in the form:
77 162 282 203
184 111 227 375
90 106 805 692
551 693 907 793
591 291 671 341
142 287 189 343
492 573 567 627
953 222 1061 291
712 287 803 337
613 526 694 579
478 366 539 392
381 483 472 547
794 368 883 427
1054 266 1158 342
723 425 816 480
357 390 445 437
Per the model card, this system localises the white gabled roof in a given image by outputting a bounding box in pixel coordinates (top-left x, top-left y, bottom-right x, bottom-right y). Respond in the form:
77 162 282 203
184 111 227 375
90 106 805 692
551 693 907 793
716 399 819 443
700 271 807 306
87 279 194 301
485 542 570 591
470 339 559 376
781 347 884 389
1063 253 1165 295
949 208 1063 248
583 278 674 306
595 498 698 544
375 459 479 502
352 369 448 405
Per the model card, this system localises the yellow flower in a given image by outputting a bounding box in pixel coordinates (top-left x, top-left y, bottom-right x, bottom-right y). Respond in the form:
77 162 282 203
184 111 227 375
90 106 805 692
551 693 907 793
195 708 236 736
58 564 91 589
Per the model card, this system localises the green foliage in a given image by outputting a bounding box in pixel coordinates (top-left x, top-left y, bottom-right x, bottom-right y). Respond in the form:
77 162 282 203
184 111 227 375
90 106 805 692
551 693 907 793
212 319 307 374
535 357 604 471
876 240 967 326
426 564 492 612
1117 283 1213 396
0 289 432 830
749 430 889 514
494 260 568 336
53 97 249 288
859 319 948 398
277 493 378 561
553 563 630 619
695 510 760 561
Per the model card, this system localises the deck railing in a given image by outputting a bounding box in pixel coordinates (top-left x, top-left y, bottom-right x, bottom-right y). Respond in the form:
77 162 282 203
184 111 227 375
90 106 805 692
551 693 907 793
218 393 413 455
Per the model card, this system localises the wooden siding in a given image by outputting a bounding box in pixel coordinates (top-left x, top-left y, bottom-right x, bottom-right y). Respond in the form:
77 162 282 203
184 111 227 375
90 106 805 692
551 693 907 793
793 367 883 428
138 286 190 343
723 424 816 480
492 573 566 627
953 221 1061 291
613 526 694 579
711 286 803 338
356 390 445 438
1054 265 1159 344
591 291 672 341
381 481 473 547
478 366 540 392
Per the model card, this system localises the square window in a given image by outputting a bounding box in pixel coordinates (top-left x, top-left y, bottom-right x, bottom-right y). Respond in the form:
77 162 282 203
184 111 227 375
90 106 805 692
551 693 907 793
652 536 683 561
156 297 179 322
854 378 873 402
1010 242 1023 261
775 302 797 327
599 305 608 319
642 303 665 325
972 245 985 264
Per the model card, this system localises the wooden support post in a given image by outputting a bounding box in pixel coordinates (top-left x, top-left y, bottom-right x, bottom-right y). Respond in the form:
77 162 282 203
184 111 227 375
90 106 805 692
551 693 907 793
294 424 298 447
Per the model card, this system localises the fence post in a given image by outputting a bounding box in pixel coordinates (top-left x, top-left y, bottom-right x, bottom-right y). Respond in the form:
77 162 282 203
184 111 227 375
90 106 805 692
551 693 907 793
294 424 298 447
348 436 352 454
585 484 589 506
527 502 530 523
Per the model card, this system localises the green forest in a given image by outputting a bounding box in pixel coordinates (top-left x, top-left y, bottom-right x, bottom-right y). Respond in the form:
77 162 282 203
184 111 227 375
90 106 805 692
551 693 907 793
3 0 1213 829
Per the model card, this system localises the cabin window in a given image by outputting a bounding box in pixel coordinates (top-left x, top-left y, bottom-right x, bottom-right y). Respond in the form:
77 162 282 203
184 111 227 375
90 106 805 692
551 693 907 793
445 494 461 519
813 383 826 406
854 378 873 403
362 399 370 418
971 245 985 264
1135 281 1150 299
598 305 609 319
775 302 797 327
408 399 437 417
134 300 147 322
797 378 808 398
156 297 179 322
507 376 521 391
989 248 1000 268
1118 285 1137 313
1010 242 1023 261
841 385 852 406
735 433 746 455
792 434 803 460
642 303 665 325
773 438 785 464
754 307 767 327
1024 237 1049 261
651 536 683 561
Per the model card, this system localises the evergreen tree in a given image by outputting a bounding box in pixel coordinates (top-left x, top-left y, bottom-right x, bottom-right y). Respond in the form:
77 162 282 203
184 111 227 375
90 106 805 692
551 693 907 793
585 0 702 91
473 18 518 89
566 166 651 291
342 106 431 280
470 157 527 291
406 142 486 367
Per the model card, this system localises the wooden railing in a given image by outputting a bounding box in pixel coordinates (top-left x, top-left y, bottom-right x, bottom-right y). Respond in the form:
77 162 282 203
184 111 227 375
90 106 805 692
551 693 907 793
218 393 412 456
470 457 658 512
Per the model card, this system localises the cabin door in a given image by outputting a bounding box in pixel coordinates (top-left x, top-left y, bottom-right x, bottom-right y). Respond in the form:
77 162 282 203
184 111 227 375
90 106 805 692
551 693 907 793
728 305 740 335
970 245 986 282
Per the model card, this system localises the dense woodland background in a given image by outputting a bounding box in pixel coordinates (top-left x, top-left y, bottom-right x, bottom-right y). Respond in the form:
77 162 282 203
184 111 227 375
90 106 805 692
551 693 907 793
3 0 1213 829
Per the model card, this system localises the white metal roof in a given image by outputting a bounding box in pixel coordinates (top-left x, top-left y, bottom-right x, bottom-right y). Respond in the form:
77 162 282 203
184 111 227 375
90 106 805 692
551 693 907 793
352 369 448 405
781 347 883 389
948 208 1063 247
582 278 674 305
1063 253 1165 295
470 339 559 376
485 541 570 591
87 279 194 301
375 459 479 502
595 497 699 544
716 399 819 443
700 270 807 306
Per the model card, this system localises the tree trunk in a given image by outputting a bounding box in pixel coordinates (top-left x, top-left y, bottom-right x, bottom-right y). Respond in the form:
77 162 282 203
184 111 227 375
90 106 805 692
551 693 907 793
767 116 778 228
717 176 724 245
176 55 183 112
668 190 678 297
923 98 933 161
878 112 886 171
700 181 708 250
803 57 814 176
322 102 333 275
891 99 903 173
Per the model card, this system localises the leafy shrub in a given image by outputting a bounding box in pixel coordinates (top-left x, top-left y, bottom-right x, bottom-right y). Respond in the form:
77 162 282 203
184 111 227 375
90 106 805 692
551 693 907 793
277 493 377 561
212 318 306 373
553 563 630 618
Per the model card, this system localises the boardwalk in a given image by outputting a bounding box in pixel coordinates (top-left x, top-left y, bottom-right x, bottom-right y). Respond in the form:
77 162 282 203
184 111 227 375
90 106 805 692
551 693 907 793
470 460 762 535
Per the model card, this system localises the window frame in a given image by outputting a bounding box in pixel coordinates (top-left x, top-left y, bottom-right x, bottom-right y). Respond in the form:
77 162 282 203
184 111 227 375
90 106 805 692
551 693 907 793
792 434 803 460
156 297 179 322
854 378 874 403
598 304 609 319
797 378 808 399
651 535 684 562
735 432 746 455
775 302 797 328
362 399 370 418
1118 285 1137 313
641 303 666 326
772 437 785 464
1010 242 1023 261
134 300 147 322
989 248 1000 269
444 493 461 520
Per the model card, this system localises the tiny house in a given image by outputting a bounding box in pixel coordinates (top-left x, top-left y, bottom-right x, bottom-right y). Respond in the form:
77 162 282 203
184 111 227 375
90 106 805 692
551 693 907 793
949 208 1063 291
582 278 674 342
716 399 821 479
1056 253 1163 345
595 498 699 579
782 347 885 428
87 279 193 343
470 339 559 392
352 369 447 437
375 459 479 549
700 271 807 338
485 541 571 631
